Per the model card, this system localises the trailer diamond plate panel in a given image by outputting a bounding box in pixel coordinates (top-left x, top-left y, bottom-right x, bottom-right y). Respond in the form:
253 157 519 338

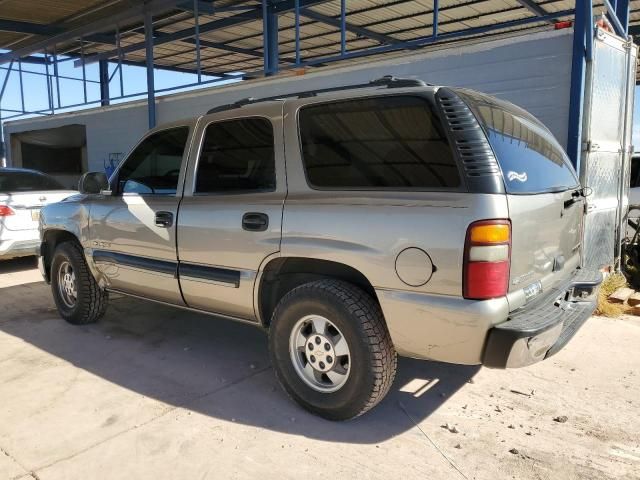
581 28 637 270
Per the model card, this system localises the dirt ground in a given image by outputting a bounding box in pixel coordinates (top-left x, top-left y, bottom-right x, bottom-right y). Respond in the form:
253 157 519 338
0 257 639 480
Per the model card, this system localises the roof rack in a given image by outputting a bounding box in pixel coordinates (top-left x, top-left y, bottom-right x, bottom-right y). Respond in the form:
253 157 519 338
206 75 430 114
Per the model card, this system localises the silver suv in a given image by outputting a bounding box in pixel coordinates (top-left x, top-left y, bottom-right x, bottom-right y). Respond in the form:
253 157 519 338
39 77 602 420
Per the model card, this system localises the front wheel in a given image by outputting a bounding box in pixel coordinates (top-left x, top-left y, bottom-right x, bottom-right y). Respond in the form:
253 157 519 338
269 280 397 420
50 241 108 325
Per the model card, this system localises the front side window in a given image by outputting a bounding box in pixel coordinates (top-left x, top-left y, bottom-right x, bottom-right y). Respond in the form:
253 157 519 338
457 90 579 194
195 118 275 193
298 96 460 190
117 127 189 195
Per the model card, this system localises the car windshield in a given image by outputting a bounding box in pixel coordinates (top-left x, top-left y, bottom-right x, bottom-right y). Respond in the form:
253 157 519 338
0 171 66 192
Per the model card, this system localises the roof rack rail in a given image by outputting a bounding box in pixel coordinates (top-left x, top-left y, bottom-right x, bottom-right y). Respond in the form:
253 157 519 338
205 75 430 114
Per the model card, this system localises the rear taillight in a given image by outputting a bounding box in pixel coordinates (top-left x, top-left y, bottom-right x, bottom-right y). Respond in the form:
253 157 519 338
0 205 15 217
463 220 511 300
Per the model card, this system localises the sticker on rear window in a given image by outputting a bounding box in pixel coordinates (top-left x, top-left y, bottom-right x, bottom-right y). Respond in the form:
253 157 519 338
507 171 528 183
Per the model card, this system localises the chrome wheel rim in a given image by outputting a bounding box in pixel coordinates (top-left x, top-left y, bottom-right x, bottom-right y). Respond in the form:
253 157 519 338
289 315 351 393
57 261 77 308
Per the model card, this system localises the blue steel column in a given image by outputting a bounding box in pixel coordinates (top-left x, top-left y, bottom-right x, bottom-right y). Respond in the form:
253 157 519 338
144 12 156 129
432 0 439 39
294 0 301 65
194 0 202 83
99 60 110 106
262 0 279 76
615 0 630 34
340 0 346 55
566 0 589 171
17 60 25 113
0 61 13 162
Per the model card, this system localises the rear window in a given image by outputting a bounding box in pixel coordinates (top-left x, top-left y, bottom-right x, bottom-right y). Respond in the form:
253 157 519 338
0 171 66 192
457 90 579 194
299 95 460 190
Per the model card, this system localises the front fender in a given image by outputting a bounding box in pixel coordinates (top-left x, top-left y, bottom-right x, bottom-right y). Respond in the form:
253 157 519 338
39 195 92 282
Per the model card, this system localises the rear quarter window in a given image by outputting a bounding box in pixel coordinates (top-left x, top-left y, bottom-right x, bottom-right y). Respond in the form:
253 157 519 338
457 90 579 194
298 95 460 190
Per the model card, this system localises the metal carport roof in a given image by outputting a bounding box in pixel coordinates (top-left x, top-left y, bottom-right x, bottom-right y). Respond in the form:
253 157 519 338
0 1 635 77
0 0 636 166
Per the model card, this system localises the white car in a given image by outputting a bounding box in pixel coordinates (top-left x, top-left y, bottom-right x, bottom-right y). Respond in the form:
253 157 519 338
0 168 77 260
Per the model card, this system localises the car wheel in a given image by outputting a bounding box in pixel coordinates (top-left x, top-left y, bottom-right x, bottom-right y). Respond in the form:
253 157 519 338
51 241 108 325
269 279 397 420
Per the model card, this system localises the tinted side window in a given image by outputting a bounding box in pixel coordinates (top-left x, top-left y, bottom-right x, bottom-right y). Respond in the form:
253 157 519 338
195 118 275 193
299 96 460 189
0 171 65 192
118 127 189 195
631 156 640 188
457 90 579 194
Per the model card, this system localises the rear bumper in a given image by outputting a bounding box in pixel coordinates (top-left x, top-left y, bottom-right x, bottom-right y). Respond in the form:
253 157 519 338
0 232 40 260
483 268 603 368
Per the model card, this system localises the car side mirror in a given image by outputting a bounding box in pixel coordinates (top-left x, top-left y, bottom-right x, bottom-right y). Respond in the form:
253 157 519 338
79 172 110 194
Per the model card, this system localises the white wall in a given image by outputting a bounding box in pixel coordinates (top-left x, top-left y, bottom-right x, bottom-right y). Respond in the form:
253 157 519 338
3 29 573 174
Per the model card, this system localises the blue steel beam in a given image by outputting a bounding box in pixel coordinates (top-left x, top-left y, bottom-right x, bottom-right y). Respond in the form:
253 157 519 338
295 0 301 64
0 72 244 121
193 0 202 82
165 37 299 68
144 12 156 129
0 0 199 65
0 19 113 45
432 0 439 38
0 63 100 83
178 1 216 14
99 59 110 107
232 0 552 60
172 1 574 74
340 0 346 54
267 8 575 70
603 0 627 37
566 0 590 170
262 0 279 75
615 0 630 34
0 61 13 100
300 8 401 45
76 0 329 67
515 0 552 21
17 60 25 113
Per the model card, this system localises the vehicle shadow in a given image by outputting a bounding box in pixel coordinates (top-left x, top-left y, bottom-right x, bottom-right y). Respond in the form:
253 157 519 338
0 281 480 444
0 255 38 274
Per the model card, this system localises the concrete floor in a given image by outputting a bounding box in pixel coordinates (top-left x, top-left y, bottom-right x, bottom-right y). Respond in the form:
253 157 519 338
0 257 639 480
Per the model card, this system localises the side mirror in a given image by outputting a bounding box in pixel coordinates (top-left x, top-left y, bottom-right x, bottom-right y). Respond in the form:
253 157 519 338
79 172 110 194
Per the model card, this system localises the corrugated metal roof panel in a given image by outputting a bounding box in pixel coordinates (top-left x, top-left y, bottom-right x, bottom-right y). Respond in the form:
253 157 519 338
0 0 638 80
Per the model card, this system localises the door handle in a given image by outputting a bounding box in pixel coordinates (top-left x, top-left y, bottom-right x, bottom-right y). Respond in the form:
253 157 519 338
242 212 269 232
155 211 173 228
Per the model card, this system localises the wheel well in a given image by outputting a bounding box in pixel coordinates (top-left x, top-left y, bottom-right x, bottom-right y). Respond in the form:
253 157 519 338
258 257 377 326
41 230 80 282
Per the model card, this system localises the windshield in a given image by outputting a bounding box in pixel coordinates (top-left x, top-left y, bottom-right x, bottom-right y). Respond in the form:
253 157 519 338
0 171 66 193
456 89 579 194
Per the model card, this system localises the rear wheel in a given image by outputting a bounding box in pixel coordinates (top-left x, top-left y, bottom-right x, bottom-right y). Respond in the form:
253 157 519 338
269 279 397 420
51 241 108 325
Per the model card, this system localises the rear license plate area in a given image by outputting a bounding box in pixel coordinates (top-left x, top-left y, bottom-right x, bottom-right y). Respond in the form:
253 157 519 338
31 209 40 221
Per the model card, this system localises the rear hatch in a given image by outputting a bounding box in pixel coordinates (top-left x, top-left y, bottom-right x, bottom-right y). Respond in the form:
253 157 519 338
0 171 76 231
1 191 77 231
457 90 583 294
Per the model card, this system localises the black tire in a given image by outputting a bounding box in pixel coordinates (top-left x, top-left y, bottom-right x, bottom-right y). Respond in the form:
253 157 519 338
50 241 108 325
269 279 397 420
